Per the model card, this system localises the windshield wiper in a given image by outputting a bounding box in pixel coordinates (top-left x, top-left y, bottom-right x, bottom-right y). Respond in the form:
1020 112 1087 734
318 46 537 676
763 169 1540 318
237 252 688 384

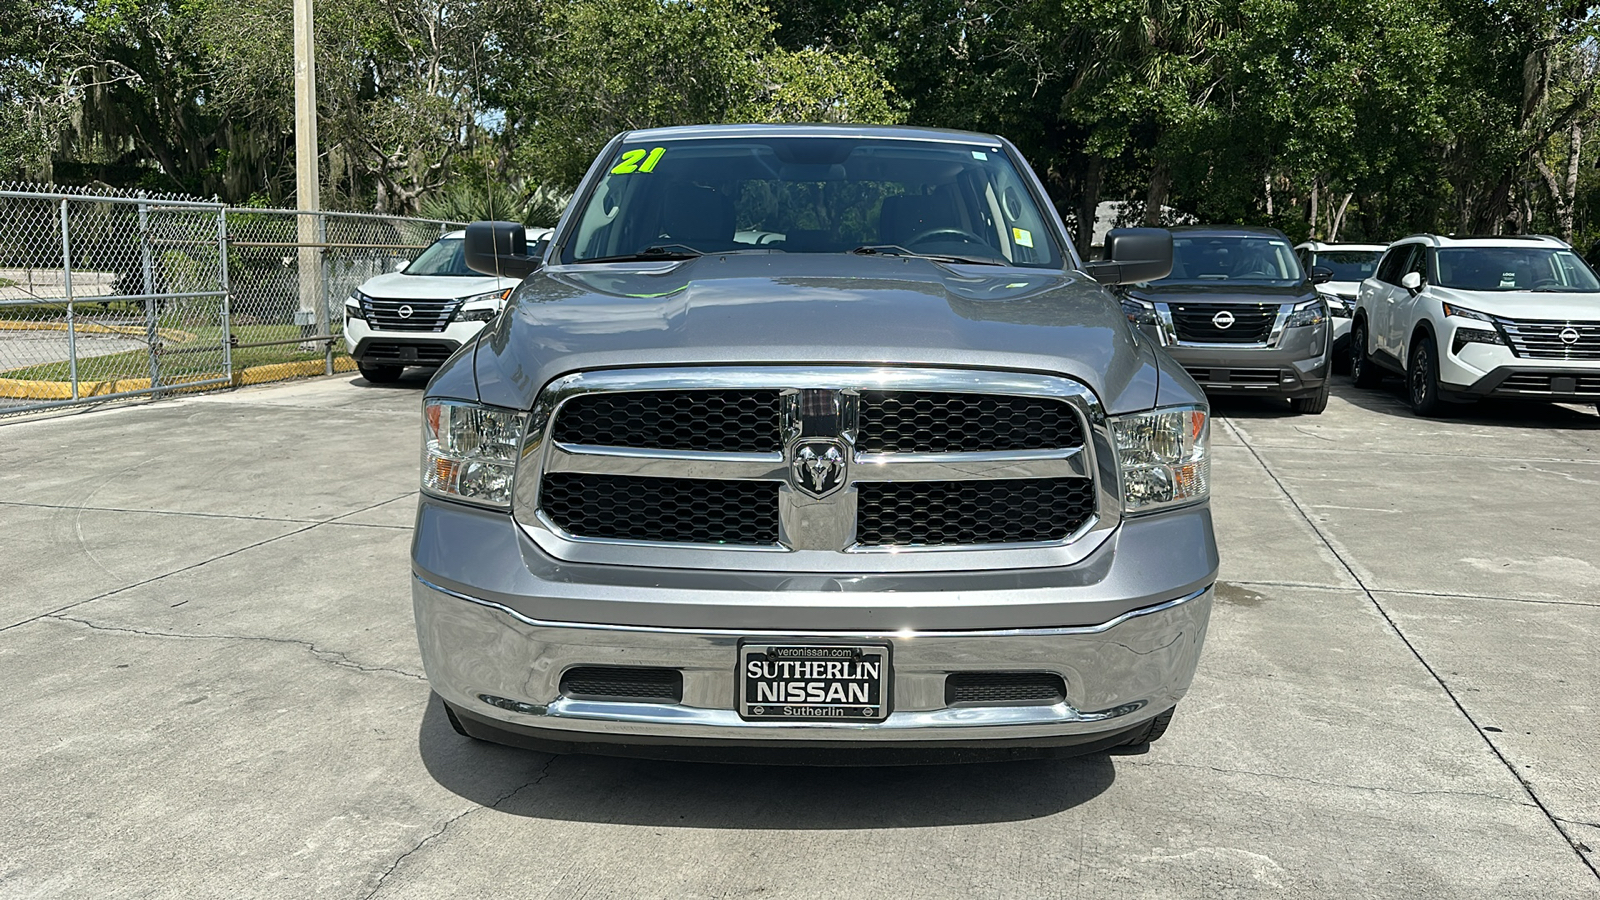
579 243 705 264
850 244 1005 266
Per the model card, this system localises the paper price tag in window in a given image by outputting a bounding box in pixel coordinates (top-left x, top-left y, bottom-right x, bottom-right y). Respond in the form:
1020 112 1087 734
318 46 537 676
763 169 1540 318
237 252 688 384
1012 227 1034 248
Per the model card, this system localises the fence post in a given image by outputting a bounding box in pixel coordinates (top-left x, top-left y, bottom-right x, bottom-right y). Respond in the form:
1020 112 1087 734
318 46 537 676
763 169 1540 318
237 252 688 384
59 199 79 400
138 197 161 392
218 207 233 379
317 212 332 375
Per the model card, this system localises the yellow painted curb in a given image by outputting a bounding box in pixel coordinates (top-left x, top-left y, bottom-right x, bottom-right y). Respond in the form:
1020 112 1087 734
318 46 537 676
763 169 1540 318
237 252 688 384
236 356 358 386
0 357 357 400
0 321 196 342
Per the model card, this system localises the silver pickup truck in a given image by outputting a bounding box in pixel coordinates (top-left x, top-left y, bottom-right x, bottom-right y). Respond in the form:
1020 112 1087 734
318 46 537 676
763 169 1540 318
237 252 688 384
412 124 1218 762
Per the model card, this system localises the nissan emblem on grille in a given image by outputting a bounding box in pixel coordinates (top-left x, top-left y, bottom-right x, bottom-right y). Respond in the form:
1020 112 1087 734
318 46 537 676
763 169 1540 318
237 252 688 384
398 305 414 319
1561 327 1581 345
1211 310 1236 329
791 440 846 498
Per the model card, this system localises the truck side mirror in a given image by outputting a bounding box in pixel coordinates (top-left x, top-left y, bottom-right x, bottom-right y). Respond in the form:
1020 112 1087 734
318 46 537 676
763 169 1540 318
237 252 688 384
464 221 541 279
1085 228 1174 285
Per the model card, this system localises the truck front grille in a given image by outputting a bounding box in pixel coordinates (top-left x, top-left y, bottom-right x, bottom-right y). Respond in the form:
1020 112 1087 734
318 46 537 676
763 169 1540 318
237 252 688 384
540 473 779 545
519 368 1110 570
553 390 782 451
1494 317 1600 360
358 296 461 332
856 479 1094 546
857 391 1083 452
1170 303 1278 344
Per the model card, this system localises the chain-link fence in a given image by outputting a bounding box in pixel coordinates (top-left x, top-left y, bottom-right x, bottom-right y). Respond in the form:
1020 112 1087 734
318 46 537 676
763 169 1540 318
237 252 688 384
0 184 462 419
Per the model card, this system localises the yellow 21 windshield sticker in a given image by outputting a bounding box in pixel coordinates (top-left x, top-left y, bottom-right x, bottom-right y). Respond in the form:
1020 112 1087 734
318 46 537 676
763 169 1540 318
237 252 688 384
611 147 666 175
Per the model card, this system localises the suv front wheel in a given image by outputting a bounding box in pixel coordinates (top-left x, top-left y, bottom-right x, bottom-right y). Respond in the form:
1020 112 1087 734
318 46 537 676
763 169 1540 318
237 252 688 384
1407 336 1447 417
1350 319 1382 388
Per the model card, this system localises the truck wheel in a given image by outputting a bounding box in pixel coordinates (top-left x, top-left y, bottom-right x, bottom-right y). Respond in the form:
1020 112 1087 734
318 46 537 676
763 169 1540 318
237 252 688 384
1124 706 1176 746
1350 320 1382 388
358 363 403 384
1407 336 1447 418
1290 384 1329 415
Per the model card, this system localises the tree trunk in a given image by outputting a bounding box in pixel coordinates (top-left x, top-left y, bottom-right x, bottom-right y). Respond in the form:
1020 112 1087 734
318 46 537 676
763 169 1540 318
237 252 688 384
1077 156 1104 257
1327 193 1353 242
1308 181 1319 240
1143 162 1171 226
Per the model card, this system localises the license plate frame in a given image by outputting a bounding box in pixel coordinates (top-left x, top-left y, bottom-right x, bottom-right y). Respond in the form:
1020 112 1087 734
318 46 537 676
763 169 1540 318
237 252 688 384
737 642 892 723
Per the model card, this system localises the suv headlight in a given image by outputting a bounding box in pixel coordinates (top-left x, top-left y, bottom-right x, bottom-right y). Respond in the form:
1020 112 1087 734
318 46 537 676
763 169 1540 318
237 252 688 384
422 400 528 508
346 291 369 322
1112 406 1209 514
1285 298 1326 328
1318 291 1352 318
1441 302 1494 323
457 288 513 323
1120 296 1160 326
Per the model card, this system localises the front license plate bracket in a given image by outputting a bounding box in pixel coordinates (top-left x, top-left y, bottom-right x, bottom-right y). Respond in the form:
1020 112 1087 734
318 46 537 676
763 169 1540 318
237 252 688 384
737 643 892 723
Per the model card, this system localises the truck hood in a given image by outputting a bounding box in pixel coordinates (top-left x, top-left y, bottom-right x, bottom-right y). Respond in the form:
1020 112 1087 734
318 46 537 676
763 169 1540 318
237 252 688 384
1124 281 1317 305
467 253 1160 414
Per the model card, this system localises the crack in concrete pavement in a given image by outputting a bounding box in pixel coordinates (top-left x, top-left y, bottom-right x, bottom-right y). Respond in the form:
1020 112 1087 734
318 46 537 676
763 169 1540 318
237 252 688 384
358 755 561 900
0 491 419 531
44 613 427 682
1228 579 1600 609
0 492 417 635
1125 758 1536 808
1221 416 1600 883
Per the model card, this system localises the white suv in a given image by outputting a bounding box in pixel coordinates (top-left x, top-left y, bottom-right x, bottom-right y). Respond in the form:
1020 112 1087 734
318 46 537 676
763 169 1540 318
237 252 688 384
343 228 552 383
1349 234 1600 416
1295 240 1388 370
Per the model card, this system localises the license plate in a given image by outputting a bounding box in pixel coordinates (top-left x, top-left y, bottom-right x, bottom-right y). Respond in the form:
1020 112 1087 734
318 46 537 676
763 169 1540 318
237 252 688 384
738 643 891 722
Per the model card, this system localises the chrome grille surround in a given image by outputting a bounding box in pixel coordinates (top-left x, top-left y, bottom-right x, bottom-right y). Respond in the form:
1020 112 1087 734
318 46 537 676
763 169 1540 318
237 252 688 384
1492 316 1600 361
359 295 461 332
1151 302 1293 348
510 367 1118 573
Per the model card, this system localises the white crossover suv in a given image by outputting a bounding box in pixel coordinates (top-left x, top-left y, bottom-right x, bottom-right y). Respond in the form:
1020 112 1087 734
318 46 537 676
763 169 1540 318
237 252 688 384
1295 240 1388 370
343 228 552 383
1349 234 1600 416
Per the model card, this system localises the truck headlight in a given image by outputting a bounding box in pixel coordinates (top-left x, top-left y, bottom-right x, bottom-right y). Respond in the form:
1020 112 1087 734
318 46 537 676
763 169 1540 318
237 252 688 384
1112 405 1209 513
1285 298 1326 328
422 400 528 508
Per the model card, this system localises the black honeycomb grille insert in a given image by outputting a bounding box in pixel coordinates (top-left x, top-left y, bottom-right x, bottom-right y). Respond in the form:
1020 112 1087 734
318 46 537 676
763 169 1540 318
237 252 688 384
559 666 683 702
540 473 779 545
857 391 1083 453
945 672 1067 706
553 390 781 452
856 479 1095 547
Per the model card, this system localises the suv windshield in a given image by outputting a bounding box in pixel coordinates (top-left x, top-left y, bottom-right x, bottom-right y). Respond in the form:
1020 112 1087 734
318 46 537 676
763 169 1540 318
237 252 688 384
1311 250 1382 282
1435 247 1600 292
404 237 476 277
561 136 1064 268
1156 235 1303 284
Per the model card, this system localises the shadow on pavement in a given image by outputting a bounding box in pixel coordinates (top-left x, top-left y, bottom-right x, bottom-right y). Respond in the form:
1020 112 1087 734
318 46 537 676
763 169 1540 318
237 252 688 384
417 698 1118 829
1327 376 1600 429
347 369 434 390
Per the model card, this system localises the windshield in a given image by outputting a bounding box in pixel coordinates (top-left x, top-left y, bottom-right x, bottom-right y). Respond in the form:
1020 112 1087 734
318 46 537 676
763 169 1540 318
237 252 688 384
1311 250 1382 282
1156 235 1303 284
1435 247 1600 292
561 136 1064 268
403 237 478 276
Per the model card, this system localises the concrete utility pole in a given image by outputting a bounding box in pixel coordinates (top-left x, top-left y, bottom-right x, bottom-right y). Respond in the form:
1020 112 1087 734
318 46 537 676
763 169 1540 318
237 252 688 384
293 0 323 346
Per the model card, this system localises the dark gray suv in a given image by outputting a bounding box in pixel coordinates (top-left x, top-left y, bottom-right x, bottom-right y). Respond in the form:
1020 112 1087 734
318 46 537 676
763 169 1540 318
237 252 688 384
412 124 1218 762
1118 226 1334 414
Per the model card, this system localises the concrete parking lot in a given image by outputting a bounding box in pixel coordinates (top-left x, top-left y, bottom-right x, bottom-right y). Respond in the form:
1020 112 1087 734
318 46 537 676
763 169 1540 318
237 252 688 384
1 374 1597 899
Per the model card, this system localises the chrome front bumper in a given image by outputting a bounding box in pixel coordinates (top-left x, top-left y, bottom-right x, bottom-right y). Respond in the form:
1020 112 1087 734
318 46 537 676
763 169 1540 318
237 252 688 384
414 577 1212 746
